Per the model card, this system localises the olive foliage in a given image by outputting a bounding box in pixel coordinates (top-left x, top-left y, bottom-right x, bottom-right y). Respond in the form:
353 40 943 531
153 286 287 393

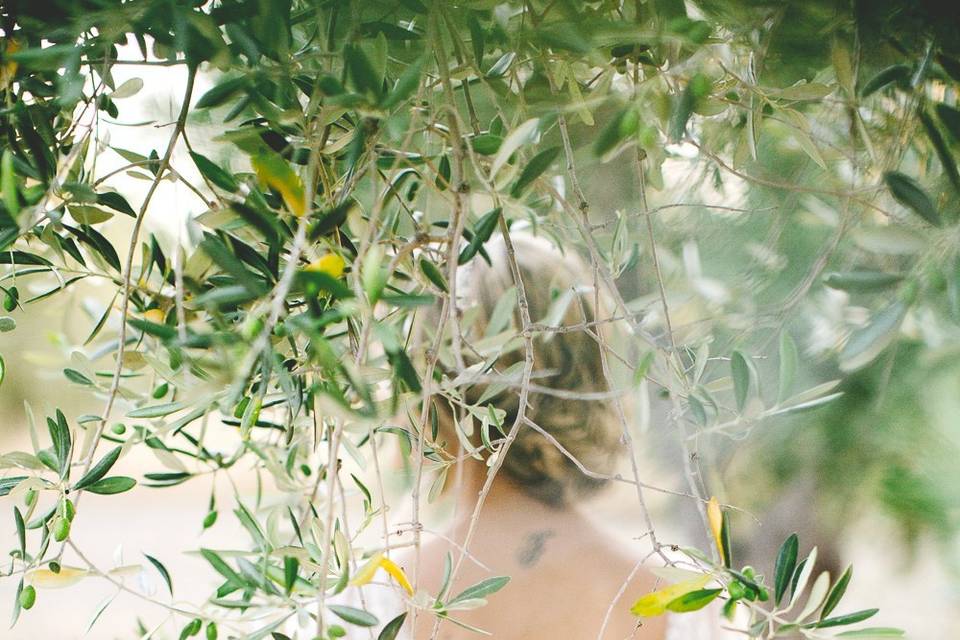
2 0 957 637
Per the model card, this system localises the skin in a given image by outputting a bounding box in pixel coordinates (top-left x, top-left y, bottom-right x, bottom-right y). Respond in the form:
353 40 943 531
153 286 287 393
402 460 668 640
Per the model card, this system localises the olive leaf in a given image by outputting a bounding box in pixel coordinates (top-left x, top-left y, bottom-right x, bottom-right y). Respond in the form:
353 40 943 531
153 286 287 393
883 171 941 227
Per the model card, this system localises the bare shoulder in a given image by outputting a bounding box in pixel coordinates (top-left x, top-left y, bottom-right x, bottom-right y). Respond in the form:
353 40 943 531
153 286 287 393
407 516 667 640
530 523 667 639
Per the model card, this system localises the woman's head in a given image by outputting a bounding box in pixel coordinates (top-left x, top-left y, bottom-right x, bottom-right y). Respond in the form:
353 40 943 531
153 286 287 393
436 233 624 507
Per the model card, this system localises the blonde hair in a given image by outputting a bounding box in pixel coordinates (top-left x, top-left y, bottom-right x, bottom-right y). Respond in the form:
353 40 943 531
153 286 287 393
443 233 623 507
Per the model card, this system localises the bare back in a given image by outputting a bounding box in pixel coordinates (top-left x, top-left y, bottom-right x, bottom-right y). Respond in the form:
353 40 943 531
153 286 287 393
401 476 667 640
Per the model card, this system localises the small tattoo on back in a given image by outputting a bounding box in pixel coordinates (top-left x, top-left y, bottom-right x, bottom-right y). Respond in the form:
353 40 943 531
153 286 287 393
516 529 556 567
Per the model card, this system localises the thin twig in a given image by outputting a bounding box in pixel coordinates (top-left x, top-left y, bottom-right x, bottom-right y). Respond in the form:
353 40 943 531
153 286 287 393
75 67 198 492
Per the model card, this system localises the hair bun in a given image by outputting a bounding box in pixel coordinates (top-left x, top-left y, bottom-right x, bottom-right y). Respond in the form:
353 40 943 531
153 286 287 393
456 233 623 507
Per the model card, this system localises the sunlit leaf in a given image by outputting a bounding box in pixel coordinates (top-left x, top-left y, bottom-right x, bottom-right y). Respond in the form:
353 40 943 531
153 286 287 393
350 553 413 595
706 496 724 565
631 574 711 617
251 153 306 217
305 253 346 279
378 556 414 595
26 566 89 589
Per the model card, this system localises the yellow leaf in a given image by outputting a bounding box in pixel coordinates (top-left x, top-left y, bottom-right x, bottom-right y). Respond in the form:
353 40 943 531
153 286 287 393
1 40 18 89
121 351 148 370
349 553 383 588
107 564 144 579
379 555 414 595
26 566 90 589
831 41 854 96
305 253 345 279
348 553 414 595
630 574 711 617
707 496 724 565
251 153 306 217
142 308 166 325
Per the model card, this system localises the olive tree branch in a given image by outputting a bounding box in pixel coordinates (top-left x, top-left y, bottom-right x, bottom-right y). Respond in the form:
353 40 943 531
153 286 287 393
74 66 197 495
